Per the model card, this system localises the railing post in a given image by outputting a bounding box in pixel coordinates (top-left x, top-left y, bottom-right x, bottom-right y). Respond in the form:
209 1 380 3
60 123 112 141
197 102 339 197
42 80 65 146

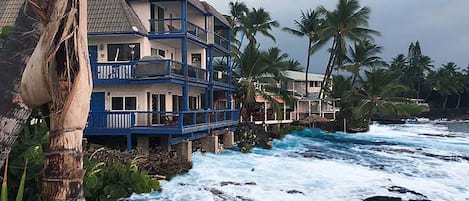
167 60 171 76
193 112 196 125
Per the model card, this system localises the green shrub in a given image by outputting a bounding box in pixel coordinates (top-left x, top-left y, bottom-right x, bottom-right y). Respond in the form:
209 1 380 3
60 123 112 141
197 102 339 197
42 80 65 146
84 158 160 201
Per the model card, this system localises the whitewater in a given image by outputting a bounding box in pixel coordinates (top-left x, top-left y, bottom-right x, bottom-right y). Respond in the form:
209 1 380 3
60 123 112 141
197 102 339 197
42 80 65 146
131 122 469 201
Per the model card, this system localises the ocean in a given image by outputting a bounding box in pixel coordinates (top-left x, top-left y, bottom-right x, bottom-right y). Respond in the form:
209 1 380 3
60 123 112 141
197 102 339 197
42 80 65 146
130 121 469 201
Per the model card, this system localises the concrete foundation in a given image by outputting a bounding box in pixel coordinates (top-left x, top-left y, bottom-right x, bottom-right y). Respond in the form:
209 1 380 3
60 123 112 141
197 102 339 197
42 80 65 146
223 131 235 147
202 135 219 153
176 141 192 162
137 135 149 155
159 136 171 152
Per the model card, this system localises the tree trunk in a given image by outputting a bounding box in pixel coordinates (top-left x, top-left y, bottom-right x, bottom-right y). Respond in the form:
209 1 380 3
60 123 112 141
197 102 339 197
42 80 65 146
305 39 312 98
417 77 421 99
442 95 448 109
318 35 340 99
456 94 461 109
0 3 39 169
20 0 92 200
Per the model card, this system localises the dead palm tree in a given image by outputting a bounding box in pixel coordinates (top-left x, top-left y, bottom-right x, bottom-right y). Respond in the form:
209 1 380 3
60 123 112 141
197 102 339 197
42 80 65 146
19 0 92 200
282 9 324 97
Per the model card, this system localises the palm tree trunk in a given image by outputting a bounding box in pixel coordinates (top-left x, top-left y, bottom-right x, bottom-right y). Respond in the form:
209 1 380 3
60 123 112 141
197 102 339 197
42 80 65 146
305 39 312 98
456 94 461 109
443 95 448 109
318 35 340 99
0 3 39 169
21 0 92 200
417 77 421 99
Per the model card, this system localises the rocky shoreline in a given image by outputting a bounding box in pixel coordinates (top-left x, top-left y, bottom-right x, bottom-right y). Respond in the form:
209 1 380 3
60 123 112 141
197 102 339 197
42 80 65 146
84 143 192 180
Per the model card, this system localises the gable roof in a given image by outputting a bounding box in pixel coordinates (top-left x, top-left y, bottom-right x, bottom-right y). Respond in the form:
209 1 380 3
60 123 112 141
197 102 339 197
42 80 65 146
284 70 326 82
200 1 230 27
0 0 146 34
88 0 147 33
0 0 24 29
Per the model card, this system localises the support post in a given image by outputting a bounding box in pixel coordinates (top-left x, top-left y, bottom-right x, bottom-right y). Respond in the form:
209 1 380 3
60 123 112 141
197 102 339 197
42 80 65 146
137 135 150 155
201 135 219 153
176 141 192 162
223 131 235 147
160 136 171 152
127 134 132 152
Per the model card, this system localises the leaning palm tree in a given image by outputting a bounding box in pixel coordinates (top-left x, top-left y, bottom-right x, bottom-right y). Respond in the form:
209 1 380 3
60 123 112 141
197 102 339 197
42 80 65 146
282 9 324 97
353 68 407 124
18 0 92 200
344 40 386 86
317 0 380 98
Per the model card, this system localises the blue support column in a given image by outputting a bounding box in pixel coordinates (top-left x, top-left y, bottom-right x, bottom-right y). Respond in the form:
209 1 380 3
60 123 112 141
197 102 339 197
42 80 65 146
182 38 189 111
181 0 187 32
208 47 214 110
127 134 132 151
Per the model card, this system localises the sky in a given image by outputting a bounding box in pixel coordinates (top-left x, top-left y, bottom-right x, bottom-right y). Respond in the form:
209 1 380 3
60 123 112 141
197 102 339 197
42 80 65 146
204 0 469 74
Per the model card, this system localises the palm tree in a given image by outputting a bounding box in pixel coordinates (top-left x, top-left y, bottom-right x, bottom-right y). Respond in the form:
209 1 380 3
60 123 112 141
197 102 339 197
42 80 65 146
390 54 407 74
428 62 462 109
234 44 291 122
18 0 92 200
286 59 304 71
414 55 433 99
354 68 407 124
344 40 386 86
317 0 380 98
282 9 324 97
239 8 279 45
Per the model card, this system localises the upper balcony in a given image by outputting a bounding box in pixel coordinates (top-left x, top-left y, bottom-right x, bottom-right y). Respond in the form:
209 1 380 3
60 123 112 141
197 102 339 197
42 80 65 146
91 59 210 85
148 18 208 44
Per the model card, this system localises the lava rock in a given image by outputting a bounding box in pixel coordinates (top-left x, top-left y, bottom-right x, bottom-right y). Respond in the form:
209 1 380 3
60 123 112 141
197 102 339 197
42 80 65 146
286 190 304 194
244 182 257 185
220 181 241 186
387 186 428 198
363 196 402 201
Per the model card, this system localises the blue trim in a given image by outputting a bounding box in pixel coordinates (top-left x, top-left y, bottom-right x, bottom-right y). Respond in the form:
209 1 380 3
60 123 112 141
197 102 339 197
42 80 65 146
88 31 147 37
127 135 132 151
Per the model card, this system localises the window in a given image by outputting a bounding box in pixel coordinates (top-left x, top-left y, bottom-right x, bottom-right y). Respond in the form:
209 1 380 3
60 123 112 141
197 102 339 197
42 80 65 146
151 48 158 56
309 81 314 87
172 95 183 111
189 96 197 110
158 49 166 57
107 43 140 61
111 96 137 111
217 100 227 110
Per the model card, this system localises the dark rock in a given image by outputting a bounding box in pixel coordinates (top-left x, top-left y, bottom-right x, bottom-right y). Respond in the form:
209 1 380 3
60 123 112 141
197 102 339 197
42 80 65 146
363 196 402 201
286 190 304 194
220 181 241 186
209 188 224 196
236 195 255 201
302 153 325 159
387 186 428 198
244 182 257 185
418 133 457 138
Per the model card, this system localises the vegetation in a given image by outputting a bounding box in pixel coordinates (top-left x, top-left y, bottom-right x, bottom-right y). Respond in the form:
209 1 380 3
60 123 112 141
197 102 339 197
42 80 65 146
1 110 159 201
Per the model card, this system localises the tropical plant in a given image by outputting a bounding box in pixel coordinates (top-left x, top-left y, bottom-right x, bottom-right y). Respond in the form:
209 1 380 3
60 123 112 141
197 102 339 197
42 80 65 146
234 43 292 122
353 68 407 124
282 9 324 97
239 8 279 45
317 0 380 97
344 40 386 86
286 59 304 71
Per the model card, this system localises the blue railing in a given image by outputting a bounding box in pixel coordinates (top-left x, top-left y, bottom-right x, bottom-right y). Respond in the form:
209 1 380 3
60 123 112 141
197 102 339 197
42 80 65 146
86 110 240 130
214 32 229 50
92 60 210 82
188 64 207 81
149 18 183 33
186 21 207 42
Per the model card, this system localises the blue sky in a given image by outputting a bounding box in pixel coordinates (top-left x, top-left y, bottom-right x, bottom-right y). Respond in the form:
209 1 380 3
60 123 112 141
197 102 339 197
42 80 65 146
204 0 469 74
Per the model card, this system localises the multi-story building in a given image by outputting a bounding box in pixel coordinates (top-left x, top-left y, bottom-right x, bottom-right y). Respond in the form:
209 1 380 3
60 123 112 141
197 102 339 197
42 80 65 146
85 0 238 154
0 0 239 157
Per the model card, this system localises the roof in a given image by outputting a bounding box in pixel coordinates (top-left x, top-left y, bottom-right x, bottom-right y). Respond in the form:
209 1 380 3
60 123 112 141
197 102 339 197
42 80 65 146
200 1 231 27
88 0 147 33
0 0 24 29
0 0 146 33
284 70 326 82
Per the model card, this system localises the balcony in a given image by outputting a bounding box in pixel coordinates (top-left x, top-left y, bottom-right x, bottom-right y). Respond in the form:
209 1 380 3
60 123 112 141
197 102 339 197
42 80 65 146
92 60 209 84
214 32 229 50
148 18 207 42
85 110 240 135
213 70 234 87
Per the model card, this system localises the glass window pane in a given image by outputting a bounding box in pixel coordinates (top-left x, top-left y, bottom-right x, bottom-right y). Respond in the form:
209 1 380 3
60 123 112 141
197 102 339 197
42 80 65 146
125 97 137 110
111 97 123 110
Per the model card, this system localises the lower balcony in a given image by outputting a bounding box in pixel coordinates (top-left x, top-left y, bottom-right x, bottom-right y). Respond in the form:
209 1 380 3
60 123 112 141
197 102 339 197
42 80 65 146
85 109 240 135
